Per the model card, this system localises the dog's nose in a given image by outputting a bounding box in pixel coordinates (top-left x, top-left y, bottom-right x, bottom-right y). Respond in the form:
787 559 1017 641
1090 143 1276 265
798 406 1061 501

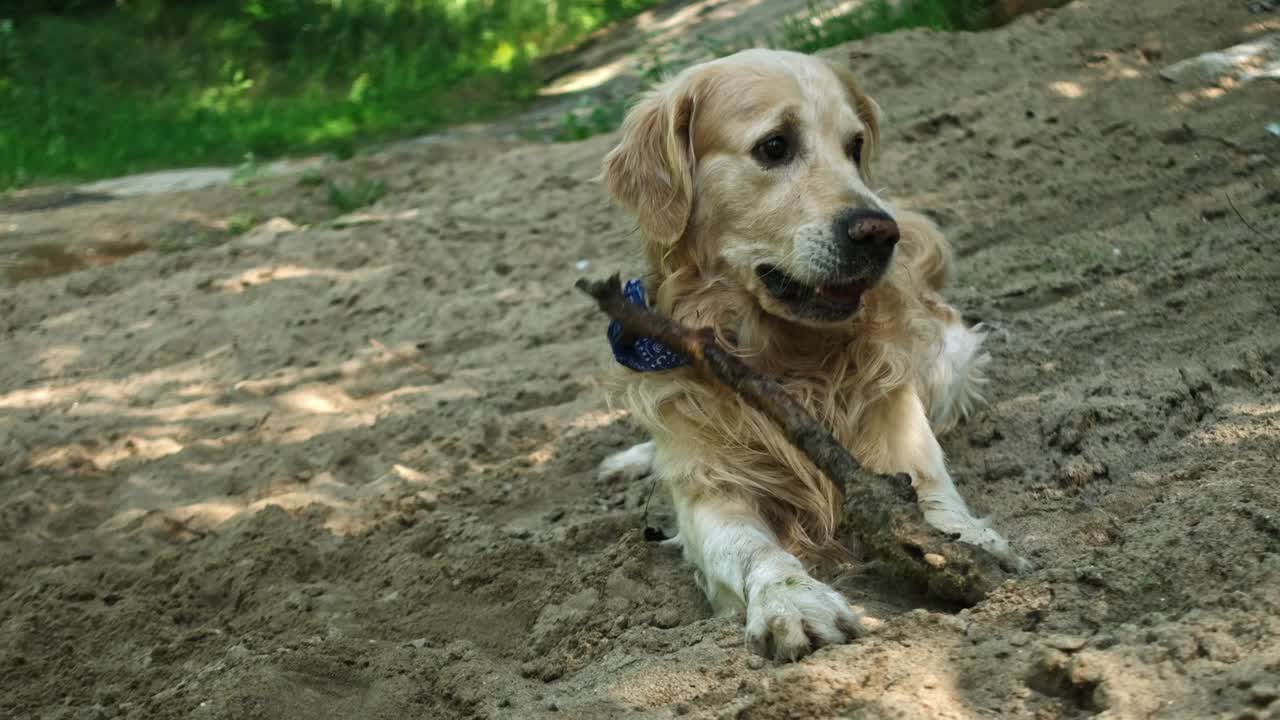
837 209 899 252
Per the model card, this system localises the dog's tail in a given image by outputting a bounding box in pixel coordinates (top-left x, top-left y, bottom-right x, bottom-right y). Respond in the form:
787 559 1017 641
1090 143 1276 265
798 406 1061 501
895 210 953 292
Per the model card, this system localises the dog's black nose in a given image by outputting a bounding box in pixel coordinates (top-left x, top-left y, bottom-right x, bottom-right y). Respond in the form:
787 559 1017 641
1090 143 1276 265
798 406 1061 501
837 209 899 253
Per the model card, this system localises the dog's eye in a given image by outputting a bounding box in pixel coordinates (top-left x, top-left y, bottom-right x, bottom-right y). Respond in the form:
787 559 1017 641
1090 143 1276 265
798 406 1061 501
848 136 865 166
753 135 792 166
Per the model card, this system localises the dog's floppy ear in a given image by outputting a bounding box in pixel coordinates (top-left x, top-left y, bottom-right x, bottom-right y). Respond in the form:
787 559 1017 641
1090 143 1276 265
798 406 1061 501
824 60 883 177
602 73 701 244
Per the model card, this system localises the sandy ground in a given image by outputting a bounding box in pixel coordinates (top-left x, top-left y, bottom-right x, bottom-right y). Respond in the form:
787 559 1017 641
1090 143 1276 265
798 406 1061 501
3 0 1280 718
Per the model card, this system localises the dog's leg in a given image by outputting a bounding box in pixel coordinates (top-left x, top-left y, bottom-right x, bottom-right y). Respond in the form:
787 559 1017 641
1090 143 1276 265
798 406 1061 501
597 440 655 482
672 487 863 661
862 386 1030 573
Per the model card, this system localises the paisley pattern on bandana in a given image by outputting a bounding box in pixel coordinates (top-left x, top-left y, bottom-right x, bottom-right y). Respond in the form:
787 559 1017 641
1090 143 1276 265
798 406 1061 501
607 278 690 372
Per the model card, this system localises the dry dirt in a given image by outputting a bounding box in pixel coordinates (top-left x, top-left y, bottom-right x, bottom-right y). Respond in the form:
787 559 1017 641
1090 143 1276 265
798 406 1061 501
3 1 1280 718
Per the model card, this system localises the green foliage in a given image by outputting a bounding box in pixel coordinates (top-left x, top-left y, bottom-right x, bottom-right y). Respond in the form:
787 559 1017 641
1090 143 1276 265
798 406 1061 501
297 168 326 187
776 0 995 54
551 43 670 142
0 0 660 188
554 101 629 142
326 176 386 214
224 211 257 236
231 153 260 185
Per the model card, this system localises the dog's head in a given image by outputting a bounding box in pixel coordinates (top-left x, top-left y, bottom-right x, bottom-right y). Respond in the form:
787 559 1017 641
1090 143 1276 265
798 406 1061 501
604 49 896 326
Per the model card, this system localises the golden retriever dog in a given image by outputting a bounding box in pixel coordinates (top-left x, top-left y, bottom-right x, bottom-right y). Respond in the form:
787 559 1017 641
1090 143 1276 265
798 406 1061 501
596 48 1029 662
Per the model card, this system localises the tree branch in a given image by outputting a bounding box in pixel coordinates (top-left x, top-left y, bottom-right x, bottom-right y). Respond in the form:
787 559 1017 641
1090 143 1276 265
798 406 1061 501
576 274 1006 605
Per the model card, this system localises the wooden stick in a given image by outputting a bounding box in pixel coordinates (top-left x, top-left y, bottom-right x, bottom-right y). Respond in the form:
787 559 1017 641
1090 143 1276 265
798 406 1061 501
576 274 1006 605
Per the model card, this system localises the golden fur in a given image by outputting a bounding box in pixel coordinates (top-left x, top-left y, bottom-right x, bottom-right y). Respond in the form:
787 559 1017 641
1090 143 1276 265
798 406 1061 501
602 49 965 556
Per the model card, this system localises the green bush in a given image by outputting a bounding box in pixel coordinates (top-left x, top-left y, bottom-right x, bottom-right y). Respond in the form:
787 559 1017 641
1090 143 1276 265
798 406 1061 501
778 0 998 53
0 1 659 188
327 175 387 214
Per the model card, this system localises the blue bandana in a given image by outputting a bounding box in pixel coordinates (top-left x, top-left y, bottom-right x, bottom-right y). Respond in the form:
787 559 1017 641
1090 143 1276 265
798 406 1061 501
607 278 690 372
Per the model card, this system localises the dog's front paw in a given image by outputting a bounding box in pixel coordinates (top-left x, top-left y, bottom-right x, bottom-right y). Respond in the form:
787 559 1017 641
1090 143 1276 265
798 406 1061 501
597 441 655 483
745 576 864 662
963 525 1033 575
929 513 1033 575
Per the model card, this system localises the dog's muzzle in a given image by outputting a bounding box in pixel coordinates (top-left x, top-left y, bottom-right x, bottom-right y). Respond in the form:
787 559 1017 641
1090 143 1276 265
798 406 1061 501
754 209 899 322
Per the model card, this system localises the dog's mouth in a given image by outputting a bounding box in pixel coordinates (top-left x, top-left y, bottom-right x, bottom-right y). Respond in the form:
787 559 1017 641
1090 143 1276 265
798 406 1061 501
754 264 870 321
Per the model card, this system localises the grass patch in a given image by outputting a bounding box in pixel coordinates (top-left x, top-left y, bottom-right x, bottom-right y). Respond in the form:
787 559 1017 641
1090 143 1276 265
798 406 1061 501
551 46 670 142
0 1 660 189
225 212 258 236
326 176 387 214
776 0 996 53
297 168 326 188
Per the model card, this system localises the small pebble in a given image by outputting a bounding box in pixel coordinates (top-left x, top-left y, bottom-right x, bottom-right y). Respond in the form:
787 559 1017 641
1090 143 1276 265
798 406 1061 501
653 606 682 629
1044 634 1087 652
747 656 766 670
1251 684 1279 706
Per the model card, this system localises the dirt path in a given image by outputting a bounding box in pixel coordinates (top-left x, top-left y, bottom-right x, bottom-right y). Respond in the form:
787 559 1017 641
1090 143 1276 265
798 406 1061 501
3 1 1280 718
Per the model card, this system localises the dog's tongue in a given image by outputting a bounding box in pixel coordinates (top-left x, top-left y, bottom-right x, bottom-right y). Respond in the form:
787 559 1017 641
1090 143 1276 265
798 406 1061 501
817 282 864 304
